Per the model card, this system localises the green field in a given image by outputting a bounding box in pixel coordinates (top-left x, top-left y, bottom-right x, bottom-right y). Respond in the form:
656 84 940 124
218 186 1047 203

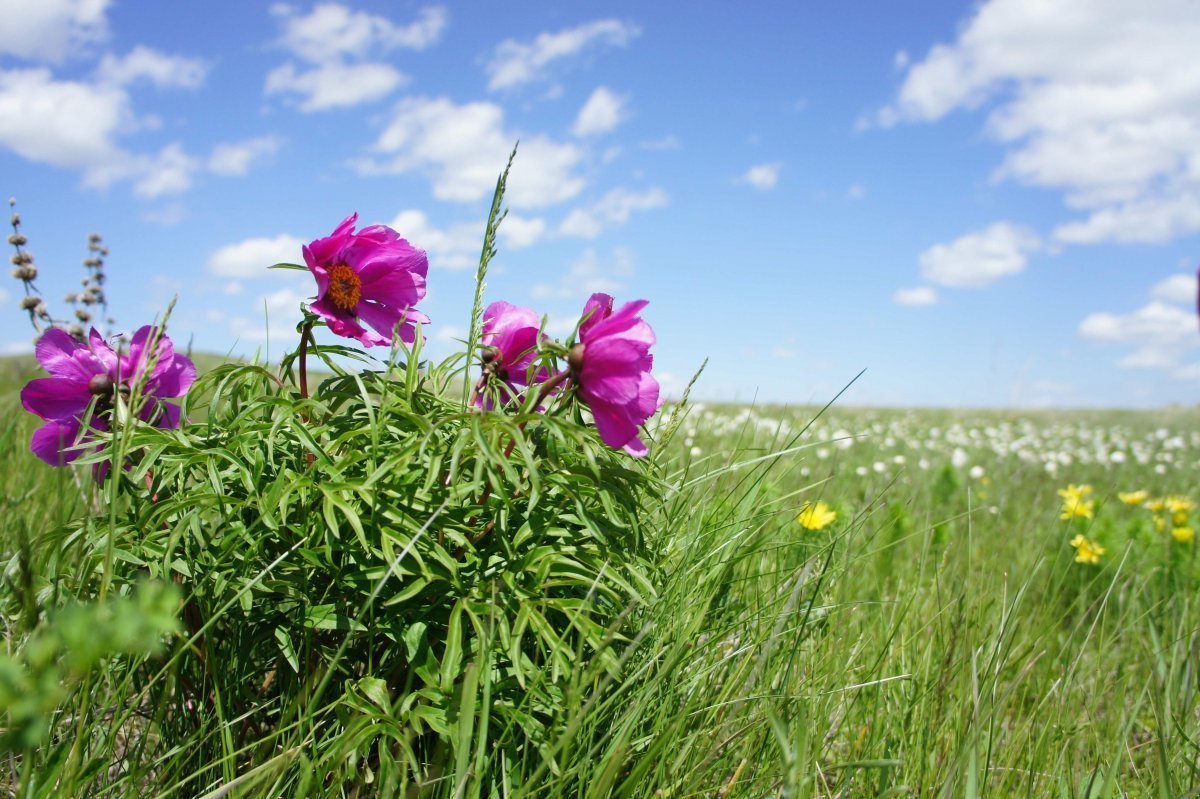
3 352 1200 798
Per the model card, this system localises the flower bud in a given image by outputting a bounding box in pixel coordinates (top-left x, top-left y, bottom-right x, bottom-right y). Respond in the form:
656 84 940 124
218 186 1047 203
12 265 37 281
75 309 91 322
10 251 32 265
567 343 586 372
88 233 102 243
68 324 84 339
19 295 40 310
8 233 27 246
64 292 77 303
9 214 18 226
88 373 115 396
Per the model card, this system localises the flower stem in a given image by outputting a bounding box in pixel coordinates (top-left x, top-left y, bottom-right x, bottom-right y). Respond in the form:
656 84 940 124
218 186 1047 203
298 320 313 400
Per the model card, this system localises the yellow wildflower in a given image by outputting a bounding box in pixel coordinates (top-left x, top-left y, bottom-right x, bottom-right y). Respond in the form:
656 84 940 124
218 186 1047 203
1165 496 1196 515
1070 534 1106 565
798 501 837 531
1172 527 1195 544
1146 498 1166 514
1155 516 1166 533
1118 490 1149 506
1058 484 1095 520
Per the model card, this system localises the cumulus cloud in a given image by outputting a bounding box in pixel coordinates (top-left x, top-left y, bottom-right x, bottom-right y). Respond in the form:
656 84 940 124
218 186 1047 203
208 136 282 176
265 61 407 112
0 68 129 170
1080 298 1199 377
558 186 668 238
486 19 640 90
893 286 938 306
272 3 447 58
531 247 634 300
918 222 1040 288
265 4 444 112
0 0 109 63
355 96 585 210
96 46 207 89
391 208 546 270
0 63 205 196
739 162 782 191
1149 272 1197 305
878 0 1200 245
208 234 305 278
571 86 628 137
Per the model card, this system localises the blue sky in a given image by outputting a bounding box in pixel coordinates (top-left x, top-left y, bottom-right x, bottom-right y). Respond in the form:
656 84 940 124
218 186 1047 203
2 0 1198 408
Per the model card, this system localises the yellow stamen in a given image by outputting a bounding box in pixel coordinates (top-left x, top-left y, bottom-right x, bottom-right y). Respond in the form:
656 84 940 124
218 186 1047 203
327 264 361 311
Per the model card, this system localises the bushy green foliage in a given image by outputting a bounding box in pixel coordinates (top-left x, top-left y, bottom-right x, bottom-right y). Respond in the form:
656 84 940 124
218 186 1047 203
78 336 659 789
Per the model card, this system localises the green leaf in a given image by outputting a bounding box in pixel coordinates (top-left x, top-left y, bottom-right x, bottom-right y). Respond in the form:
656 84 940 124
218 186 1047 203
305 604 366 632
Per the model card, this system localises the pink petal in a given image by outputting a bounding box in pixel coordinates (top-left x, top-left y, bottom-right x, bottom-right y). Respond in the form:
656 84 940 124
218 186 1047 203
356 256 427 307
35 328 104 382
30 420 86 466
589 400 645 456
578 293 614 340
21 377 93 423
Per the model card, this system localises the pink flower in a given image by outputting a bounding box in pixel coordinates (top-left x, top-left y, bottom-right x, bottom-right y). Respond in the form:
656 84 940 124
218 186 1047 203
305 213 430 347
20 326 196 468
477 301 548 408
569 293 660 457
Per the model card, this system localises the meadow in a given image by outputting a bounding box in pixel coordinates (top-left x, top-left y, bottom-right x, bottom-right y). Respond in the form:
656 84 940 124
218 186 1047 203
4 179 1200 799
4 344 1200 797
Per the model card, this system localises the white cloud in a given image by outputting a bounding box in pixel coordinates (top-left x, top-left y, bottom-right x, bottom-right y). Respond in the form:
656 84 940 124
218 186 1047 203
391 209 482 271
96 46 207 89
1079 301 1195 345
0 68 128 170
740 162 782 191
0 0 109 64
208 234 305 278
918 222 1040 288
500 213 547 248
893 286 938 306
531 247 634 300
390 208 546 270
208 136 283 176
1080 300 1198 375
847 183 867 200
265 61 407 112
272 3 447 60
486 19 640 90
879 0 1200 245
1150 272 1197 305
131 143 198 198
265 4 443 112
0 66 202 196
558 186 668 238
357 96 585 210
230 287 310 344
572 86 628 137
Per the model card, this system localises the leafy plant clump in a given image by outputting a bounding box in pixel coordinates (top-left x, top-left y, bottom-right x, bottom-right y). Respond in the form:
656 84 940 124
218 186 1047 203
6 150 675 793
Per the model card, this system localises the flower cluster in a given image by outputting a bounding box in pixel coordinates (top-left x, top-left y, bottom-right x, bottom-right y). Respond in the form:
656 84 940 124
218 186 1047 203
472 293 660 456
1070 534 1106 565
20 212 664 474
1057 484 1095 521
21 326 195 472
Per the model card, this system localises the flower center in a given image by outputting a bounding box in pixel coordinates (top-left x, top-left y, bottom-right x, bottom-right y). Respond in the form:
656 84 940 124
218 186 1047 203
327 264 362 311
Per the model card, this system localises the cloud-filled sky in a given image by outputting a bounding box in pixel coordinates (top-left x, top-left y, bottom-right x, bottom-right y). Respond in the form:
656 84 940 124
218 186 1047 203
2 0 1198 408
